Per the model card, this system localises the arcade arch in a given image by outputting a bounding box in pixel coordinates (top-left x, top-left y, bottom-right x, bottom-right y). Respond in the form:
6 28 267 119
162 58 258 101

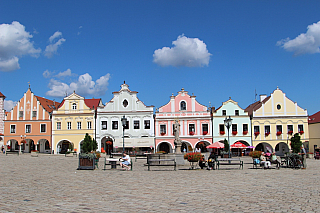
157 141 173 153
275 142 289 156
255 142 274 153
57 140 73 154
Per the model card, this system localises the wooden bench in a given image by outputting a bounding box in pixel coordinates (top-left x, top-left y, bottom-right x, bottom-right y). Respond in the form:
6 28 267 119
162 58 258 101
103 158 133 170
5 151 19 156
216 158 243 170
147 158 176 171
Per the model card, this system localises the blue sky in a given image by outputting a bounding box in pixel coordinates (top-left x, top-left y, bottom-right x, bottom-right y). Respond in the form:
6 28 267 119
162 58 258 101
1 1 320 115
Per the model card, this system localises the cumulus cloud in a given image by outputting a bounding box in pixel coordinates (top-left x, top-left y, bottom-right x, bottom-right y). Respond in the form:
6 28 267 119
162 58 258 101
4 100 17 112
46 73 111 98
153 35 211 67
0 21 41 72
43 70 52 78
44 31 66 58
277 21 320 55
56 68 72 78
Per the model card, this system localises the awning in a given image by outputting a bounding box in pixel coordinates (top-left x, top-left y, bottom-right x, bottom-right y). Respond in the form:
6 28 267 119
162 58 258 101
206 142 224 149
231 142 247 148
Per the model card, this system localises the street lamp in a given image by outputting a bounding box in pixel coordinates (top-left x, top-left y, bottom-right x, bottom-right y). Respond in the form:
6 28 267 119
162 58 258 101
121 115 127 155
224 116 233 158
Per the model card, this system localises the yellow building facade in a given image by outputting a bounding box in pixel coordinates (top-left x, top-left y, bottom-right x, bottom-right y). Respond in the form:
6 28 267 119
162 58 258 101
52 92 103 154
308 111 320 153
245 87 309 155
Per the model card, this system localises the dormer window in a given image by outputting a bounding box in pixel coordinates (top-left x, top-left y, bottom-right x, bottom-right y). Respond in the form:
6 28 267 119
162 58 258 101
180 101 186 110
123 99 128 108
72 103 77 110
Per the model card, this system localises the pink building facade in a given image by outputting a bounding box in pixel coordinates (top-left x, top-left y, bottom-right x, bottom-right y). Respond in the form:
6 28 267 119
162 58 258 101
155 88 212 153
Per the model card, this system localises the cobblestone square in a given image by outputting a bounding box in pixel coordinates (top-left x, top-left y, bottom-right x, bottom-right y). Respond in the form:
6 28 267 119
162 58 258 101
1 154 319 212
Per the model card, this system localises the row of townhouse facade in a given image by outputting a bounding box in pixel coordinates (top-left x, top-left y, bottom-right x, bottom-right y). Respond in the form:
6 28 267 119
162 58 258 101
0 83 316 155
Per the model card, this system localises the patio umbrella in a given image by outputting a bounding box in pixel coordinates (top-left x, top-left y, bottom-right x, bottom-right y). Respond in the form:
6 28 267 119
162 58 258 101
231 141 247 148
247 146 255 149
206 142 224 149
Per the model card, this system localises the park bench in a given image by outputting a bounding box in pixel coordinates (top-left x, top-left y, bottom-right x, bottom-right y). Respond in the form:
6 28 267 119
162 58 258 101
103 158 133 170
147 155 176 171
6 151 19 156
216 158 243 170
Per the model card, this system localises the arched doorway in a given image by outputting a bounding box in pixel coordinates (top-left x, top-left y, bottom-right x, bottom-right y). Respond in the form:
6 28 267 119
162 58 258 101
275 142 289 156
255 142 273 153
29 140 35 153
37 139 50 153
158 142 170 153
181 142 192 153
101 136 113 155
196 141 210 153
57 140 72 154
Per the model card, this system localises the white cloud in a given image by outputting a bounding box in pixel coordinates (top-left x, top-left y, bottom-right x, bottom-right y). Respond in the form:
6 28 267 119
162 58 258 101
0 21 41 72
153 35 211 67
43 70 52 78
46 73 110 98
56 68 72 78
4 100 17 112
277 21 320 55
44 31 66 58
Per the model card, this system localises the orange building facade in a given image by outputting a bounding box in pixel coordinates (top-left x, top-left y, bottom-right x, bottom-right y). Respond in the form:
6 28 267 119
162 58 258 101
4 87 60 153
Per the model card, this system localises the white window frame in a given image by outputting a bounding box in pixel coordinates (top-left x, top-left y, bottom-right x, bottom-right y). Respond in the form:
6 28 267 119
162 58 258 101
77 122 82 130
87 121 92 129
25 124 31 133
67 122 72 130
10 125 16 133
40 123 46 133
57 122 61 130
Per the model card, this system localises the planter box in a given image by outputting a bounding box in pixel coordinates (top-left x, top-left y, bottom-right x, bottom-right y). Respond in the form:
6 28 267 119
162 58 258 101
78 156 95 170
31 151 39 157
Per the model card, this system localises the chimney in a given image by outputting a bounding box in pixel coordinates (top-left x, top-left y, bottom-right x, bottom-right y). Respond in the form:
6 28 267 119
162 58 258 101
260 94 267 102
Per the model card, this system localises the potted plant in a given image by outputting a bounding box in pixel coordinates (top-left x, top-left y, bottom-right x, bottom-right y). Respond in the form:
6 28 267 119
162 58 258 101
203 131 208 135
265 132 270 136
276 131 282 136
254 132 259 136
220 131 225 135
160 132 165 136
31 150 39 157
189 131 195 135
288 131 293 135
243 131 248 135
183 152 202 162
232 131 237 135
249 151 262 159
78 133 98 170
222 139 230 158
299 131 304 135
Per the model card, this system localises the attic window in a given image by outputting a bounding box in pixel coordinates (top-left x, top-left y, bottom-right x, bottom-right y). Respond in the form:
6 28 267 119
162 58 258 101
277 104 281 110
180 101 186 110
123 99 128 108
72 103 77 110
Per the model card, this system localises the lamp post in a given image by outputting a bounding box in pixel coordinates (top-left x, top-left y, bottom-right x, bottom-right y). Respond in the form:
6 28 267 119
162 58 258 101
224 116 233 158
121 115 127 155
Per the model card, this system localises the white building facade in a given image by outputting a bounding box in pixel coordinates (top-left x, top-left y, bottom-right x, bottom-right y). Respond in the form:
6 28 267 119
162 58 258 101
96 82 155 154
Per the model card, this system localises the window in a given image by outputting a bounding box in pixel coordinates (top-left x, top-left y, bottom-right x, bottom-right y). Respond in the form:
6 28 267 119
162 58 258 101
254 126 260 133
19 111 23 118
144 120 150 129
265 125 270 134
243 124 248 132
72 103 77 110
219 124 225 133
277 104 281 110
222 110 226 116
232 124 237 132
57 122 61 130
40 124 46 133
180 101 186 110
123 99 128 107
10 125 16 133
102 121 107 130
32 111 37 117
134 120 140 129
87 121 92 129
235 110 239 116
189 124 195 134
202 124 208 134
298 125 304 132
77 122 82 130
276 125 282 133
124 121 129 129
26 124 31 133
112 121 118 130
67 122 71 130
160 125 166 134
287 125 293 133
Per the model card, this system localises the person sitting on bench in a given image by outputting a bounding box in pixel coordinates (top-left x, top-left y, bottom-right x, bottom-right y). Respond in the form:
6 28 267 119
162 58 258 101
199 155 207 169
119 153 131 170
260 152 271 169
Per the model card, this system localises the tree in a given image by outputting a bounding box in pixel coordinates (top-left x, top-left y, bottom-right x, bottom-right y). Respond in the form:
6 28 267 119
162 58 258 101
223 138 229 153
82 133 97 153
290 133 302 153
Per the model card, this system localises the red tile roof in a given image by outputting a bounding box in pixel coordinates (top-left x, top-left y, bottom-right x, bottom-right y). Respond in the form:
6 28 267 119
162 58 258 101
244 96 270 116
35 96 61 113
0 92 5 98
84 98 103 109
309 111 320 124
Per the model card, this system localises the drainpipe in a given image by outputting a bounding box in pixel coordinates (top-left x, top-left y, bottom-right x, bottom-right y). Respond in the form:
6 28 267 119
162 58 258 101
153 113 156 154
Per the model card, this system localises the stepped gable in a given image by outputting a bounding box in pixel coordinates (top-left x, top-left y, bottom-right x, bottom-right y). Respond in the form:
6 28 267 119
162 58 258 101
309 111 320 124
35 95 61 113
